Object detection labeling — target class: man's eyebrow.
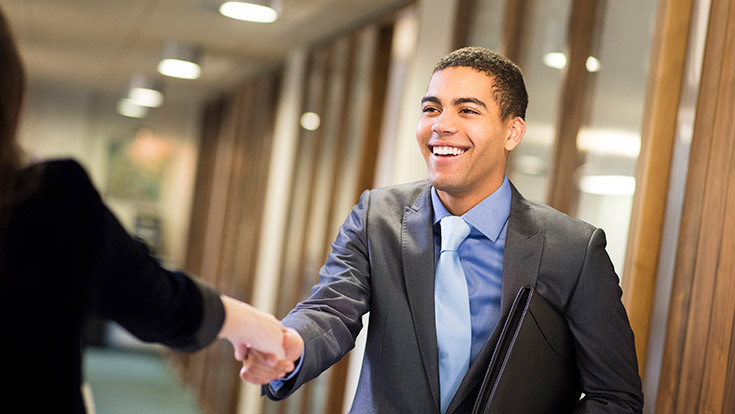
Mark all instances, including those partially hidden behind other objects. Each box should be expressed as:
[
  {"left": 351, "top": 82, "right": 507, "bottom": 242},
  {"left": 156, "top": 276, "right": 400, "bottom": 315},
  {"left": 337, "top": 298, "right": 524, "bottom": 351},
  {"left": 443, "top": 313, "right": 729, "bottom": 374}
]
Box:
[
  {"left": 421, "top": 96, "right": 440, "bottom": 105},
  {"left": 420, "top": 96, "right": 488, "bottom": 109},
  {"left": 453, "top": 97, "right": 487, "bottom": 109}
]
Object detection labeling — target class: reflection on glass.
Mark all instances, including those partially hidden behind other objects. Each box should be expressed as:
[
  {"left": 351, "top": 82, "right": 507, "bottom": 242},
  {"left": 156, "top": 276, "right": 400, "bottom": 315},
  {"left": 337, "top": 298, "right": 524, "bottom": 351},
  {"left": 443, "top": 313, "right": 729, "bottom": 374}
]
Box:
[
  {"left": 574, "top": 0, "right": 658, "bottom": 278},
  {"left": 507, "top": 0, "right": 572, "bottom": 203}
]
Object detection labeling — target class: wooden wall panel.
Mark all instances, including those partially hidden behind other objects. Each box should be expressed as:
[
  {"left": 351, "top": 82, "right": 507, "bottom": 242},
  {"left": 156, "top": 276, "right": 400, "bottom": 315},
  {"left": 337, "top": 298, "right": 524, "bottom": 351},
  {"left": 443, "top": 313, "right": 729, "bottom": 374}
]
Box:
[
  {"left": 355, "top": 23, "right": 393, "bottom": 195},
  {"left": 174, "top": 98, "right": 225, "bottom": 380},
  {"left": 620, "top": 0, "right": 695, "bottom": 378},
  {"left": 655, "top": 0, "right": 726, "bottom": 408},
  {"left": 177, "top": 70, "right": 281, "bottom": 414},
  {"left": 273, "top": 51, "right": 320, "bottom": 322},
  {"left": 186, "top": 94, "right": 240, "bottom": 408},
  {"left": 657, "top": 0, "right": 735, "bottom": 412},
  {"left": 725, "top": 311, "right": 735, "bottom": 412},
  {"left": 185, "top": 99, "right": 226, "bottom": 278},
  {"left": 197, "top": 87, "right": 247, "bottom": 414},
  {"left": 500, "top": 0, "right": 528, "bottom": 64},
  {"left": 291, "top": 47, "right": 333, "bottom": 312},
  {"left": 452, "top": 0, "right": 475, "bottom": 49}
]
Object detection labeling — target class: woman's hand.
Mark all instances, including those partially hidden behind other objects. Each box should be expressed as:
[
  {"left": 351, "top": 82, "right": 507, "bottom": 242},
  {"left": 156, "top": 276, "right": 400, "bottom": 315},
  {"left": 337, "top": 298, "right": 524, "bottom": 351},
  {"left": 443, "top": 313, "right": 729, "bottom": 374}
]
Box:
[{"left": 218, "top": 295, "right": 286, "bottom": 361}]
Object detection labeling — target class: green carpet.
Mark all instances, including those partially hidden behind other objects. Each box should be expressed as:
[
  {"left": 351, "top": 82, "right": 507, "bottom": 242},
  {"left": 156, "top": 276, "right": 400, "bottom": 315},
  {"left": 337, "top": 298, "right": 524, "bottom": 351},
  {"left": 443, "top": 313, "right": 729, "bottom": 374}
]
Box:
[{"left": 83, "top": 347, "right": 201, "bottom": 414}]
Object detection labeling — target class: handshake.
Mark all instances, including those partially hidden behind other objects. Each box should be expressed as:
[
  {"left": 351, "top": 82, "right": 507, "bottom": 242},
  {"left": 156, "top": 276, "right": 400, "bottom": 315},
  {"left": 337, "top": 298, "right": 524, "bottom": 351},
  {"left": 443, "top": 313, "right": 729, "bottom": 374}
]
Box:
[{"left": 217, "top": 296, "right": 305, "bottom": 385}]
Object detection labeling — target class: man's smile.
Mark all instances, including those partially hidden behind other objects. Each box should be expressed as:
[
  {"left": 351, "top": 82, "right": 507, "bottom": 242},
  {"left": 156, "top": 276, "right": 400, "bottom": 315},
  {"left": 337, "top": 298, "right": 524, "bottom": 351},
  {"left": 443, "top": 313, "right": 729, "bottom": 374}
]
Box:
[{"left": 431, "top": 145, "right": 468, "bottom": 157}]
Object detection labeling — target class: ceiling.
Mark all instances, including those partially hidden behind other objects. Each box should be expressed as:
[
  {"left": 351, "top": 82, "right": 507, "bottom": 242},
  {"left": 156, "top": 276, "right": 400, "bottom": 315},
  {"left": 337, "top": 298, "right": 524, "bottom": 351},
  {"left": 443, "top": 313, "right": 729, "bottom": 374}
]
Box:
[{"left": 0, "top": 0, "right": 411, "bottom": 102}]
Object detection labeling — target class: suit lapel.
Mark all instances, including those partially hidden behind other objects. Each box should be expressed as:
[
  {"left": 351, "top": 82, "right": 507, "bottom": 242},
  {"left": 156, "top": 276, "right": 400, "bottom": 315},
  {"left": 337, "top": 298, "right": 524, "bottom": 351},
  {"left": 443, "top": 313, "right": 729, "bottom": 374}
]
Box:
[
  {"left": 498, "top": 184, "right": 544, "bottom": 312},
  {"left": 448, "top": 183, "right": 545, "bottom": 413},
  {"left": 402, "top": 185, "right": 441, "bottom": 411}
]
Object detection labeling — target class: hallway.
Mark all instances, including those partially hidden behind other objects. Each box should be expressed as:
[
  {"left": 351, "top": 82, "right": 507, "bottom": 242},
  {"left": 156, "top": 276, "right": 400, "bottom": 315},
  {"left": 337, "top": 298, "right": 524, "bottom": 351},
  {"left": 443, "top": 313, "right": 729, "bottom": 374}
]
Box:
[{"left": 83, "top": 347, "right": 201, "bottom": 414}]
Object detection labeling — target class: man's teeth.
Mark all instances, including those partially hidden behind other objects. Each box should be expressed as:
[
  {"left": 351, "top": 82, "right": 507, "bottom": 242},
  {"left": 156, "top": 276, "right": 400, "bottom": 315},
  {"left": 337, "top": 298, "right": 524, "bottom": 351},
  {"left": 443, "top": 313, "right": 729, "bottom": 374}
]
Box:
[{"left": 432, "top": 146, "right": 466, "bottom": 156}]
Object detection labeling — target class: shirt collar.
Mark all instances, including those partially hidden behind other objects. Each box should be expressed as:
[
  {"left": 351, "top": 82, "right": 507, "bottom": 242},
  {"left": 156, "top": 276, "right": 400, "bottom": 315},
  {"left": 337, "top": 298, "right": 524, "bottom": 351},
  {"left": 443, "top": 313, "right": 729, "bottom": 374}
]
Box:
[{"left": 431, "top": 176, "right": 512, "bottom": 242}]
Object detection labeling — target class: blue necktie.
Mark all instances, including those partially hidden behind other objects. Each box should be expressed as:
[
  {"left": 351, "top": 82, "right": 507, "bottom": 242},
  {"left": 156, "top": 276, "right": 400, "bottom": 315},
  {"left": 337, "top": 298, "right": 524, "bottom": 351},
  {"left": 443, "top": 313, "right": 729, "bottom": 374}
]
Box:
[{"left": 434, "top": 215, "right": 472, "bottom": 413}]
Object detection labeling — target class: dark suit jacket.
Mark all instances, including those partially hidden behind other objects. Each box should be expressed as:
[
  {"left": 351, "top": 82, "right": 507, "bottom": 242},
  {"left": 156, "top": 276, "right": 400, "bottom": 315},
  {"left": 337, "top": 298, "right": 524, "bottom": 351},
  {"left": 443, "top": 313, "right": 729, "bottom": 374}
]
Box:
[{"left": 266, "top": 180, "right": 643, "bottom": 413}]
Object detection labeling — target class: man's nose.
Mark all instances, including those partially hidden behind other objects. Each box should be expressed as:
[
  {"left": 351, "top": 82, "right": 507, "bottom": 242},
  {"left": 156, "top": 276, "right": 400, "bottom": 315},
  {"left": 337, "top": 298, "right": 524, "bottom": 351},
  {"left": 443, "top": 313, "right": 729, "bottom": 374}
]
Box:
[{"left": 431, "top": 112, "right": 458, "bottom": 135}]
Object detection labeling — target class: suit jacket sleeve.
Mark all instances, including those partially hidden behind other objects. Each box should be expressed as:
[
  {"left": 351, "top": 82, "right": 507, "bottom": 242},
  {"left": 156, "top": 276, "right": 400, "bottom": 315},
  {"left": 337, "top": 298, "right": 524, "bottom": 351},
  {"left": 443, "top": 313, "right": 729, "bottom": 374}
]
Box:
[
  {"left": 567, "top": 228, "right": 643, "bottom": 413},
  {"left": 265, "top": 190, "right": 373, "bottom": 400}
]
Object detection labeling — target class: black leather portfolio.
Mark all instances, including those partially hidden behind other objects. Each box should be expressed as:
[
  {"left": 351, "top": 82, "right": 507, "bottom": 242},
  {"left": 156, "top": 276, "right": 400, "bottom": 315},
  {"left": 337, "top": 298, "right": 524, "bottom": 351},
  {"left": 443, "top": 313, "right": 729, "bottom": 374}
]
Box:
[{"left": 471, "top": 286, "right": 581, "bottom": 414}]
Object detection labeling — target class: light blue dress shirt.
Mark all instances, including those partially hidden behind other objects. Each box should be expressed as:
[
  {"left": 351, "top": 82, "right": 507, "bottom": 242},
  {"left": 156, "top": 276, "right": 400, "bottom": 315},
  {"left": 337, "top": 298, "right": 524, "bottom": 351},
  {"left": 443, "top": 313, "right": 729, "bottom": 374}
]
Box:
[{"left": 431, "top": 176, "right": 510, "bottom": 363}]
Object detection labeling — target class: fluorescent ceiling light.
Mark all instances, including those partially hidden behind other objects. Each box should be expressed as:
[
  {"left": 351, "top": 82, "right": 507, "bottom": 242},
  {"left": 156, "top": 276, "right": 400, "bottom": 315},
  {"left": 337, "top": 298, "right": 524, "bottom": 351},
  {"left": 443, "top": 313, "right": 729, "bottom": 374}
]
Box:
[
  {"left": 579, "top": 175, "right": 636, "bottom": 196},
  {"left": 300, "top": 112, "right": 321, "bottom": 131},
  {"left": 220, "top": 1, "right": 280, "bottom": 23},
  {"left": 543, "top": 52, "right": 567, "bottom": 69},
  {"left": 117, "top": 98, "right": 149, "bottom": 118}
]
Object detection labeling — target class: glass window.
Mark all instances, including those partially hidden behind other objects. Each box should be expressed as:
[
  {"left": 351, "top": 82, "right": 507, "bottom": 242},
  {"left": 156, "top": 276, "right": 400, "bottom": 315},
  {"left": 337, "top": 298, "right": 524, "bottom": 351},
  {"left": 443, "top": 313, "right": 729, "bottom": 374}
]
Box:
[{"left": 574, "top": 0, "right": 658, "bottom": 276}]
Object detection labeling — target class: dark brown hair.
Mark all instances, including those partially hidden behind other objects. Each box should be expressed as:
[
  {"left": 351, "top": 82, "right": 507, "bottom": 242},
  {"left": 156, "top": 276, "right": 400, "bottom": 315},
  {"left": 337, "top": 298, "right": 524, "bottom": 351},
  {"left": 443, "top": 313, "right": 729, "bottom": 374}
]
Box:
[
  {"left": 0, "top": 6, "right": 25, "bottom": 177},
  {"left": 434, "top": 46, "right": 528, "bottom": 121}
]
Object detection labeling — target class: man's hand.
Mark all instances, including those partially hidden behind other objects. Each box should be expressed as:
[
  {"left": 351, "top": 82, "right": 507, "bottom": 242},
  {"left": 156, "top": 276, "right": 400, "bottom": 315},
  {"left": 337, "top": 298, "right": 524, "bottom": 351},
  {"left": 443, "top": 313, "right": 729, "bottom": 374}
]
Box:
[{"left": 240, "top": 327, "right": 304, "bottom": 385}]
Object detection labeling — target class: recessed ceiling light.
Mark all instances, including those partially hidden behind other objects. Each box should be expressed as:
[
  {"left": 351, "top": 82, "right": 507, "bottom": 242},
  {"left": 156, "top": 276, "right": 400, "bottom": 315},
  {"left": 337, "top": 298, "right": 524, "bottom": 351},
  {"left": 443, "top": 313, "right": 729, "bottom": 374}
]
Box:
[
  {"left": 543, "top": 52, "right": 602, "bottom": 73},
  {"left": 543, "top": 52, "right": 567, "bottom": 69},
  {"left": 219, "top": 1, "right": 280, "bottom": 23},
  {"left": 127, "top": 75, "right": 164, "bottom": 107},
  {"left": 129, "top": 87, "right": 164, "bottom": 108},
  {"left": 586, "top": 56, "right": 601, "bottom": 72},
  {"left": 158, "top": 59, "right": 201, "bottom": 79},
  {"left": 300, "top": 112, "right": 320, "bottom": 131},
  {"left": 158, "top": 42, "right": 201, "bottom": 79}
]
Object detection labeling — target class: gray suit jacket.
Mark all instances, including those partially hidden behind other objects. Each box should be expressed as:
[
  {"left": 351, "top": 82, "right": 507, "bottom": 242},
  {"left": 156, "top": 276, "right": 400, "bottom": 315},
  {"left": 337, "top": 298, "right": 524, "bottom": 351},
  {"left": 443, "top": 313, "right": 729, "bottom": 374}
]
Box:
[{"left": 266, "top": 180, "right": 643, "bottom": 413}]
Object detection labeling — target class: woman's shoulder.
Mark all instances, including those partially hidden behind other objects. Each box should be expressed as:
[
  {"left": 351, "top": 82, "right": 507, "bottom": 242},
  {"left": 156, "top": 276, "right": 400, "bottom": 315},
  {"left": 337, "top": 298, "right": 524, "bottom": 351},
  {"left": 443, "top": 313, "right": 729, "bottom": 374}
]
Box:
[
  {"left": 33, "top": 157, "right": 94, "bottom": 187},
  {"left": 18, "top": 158, "right": 101, "bottom": 209},
  {"left": 31, "top": 158, "right": 89, "bottom": 180}
]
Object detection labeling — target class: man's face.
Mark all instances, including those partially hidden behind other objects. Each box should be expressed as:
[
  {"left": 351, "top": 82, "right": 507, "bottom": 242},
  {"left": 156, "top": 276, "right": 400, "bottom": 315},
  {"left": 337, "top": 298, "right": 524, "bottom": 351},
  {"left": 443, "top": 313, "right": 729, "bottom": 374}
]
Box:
[{"left": 416, "top": 66, "right": 524, "bottom": 204}]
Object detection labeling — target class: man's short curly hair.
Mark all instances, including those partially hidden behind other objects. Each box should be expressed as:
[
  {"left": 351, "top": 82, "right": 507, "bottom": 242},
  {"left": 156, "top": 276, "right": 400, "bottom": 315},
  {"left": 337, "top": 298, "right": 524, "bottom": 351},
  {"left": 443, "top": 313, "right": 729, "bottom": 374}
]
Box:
[{"left": 433, "top": 46, "right": 528, "bottom": 121}]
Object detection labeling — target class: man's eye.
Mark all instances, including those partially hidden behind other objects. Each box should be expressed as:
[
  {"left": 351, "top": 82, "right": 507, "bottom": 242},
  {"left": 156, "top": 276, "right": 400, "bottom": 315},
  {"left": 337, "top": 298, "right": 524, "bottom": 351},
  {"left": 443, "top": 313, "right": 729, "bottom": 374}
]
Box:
[
  {"left": 422, "top": 106, "right": 439, "bottom": 113},
  {"left": 460, "top": 108, "right": 478, "bottom": 114}
]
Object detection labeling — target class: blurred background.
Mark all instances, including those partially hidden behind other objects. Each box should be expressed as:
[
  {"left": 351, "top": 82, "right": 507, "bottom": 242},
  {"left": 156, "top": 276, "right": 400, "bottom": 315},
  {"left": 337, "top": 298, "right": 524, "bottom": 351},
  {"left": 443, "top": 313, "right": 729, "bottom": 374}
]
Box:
[{"left": 3, "top": 0, "right": 735, "bottom": 413}]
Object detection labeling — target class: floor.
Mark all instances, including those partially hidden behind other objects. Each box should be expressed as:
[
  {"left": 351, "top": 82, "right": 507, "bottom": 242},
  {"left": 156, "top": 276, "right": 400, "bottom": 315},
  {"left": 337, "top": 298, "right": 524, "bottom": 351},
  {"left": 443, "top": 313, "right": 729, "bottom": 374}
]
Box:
[{"left": 83, "top": 346, "right": 202, "bottom": 414}]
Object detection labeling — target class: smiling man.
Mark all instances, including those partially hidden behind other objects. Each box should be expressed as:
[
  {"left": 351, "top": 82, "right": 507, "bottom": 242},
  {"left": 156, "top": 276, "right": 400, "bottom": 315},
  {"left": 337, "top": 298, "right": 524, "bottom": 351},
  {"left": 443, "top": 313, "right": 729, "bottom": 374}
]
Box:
[{"left": 244, "top": 47, "right": 643, "bottom": 413}]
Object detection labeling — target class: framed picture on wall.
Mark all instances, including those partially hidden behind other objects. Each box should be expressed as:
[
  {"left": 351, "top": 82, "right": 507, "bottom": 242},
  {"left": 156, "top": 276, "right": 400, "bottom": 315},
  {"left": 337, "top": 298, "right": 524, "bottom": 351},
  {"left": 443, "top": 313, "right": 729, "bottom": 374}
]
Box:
[{"left": 106, "top": 128, "right": 171, "bottom": 202}]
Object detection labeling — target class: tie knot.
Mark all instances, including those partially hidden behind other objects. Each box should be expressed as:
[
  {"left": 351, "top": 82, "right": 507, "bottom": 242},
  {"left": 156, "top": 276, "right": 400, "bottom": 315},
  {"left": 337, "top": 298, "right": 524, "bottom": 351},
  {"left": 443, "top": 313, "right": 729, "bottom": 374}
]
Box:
[{"left": 440, "top": 216, "right": 470, "bottom": 252}]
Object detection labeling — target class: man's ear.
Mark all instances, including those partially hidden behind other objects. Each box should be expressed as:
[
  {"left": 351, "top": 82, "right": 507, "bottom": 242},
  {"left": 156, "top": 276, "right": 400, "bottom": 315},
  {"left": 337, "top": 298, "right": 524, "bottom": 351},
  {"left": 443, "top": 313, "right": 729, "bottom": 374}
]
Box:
[{"left": 504, "top": 116, "right": 526, "bottom": 152}]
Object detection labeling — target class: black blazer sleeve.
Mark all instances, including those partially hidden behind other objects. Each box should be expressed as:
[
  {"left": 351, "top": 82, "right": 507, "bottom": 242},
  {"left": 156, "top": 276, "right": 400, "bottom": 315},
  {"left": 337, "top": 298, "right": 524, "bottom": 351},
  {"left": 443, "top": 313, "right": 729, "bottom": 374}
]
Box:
[{"left": 61, "top": 160, "right": 224, "bottom": 351}]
